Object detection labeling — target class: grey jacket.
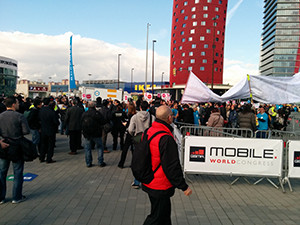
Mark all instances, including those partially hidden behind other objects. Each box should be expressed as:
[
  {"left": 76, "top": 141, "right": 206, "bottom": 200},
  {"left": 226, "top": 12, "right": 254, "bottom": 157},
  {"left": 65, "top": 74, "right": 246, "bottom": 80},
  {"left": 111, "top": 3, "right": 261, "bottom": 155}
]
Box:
[
  {"left": 128, "top": 111, "right": 155, "bottom": 136},
  {"left": 0, "top": 110, "right": 30, "bottom": 139}
]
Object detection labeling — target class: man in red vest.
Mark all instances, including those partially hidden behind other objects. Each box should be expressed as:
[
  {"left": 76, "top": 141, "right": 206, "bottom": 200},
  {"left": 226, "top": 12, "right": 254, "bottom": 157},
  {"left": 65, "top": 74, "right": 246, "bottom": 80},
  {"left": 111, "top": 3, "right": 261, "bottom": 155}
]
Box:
[{"left": 142, "top": 105, "right": 192, "bottom": 225}]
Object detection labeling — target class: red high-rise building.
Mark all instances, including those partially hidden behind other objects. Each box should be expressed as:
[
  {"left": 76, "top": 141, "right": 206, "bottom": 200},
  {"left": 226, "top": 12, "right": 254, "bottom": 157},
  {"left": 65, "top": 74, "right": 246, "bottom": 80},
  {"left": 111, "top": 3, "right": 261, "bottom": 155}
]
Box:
[{"left": 170, "top": 0, "right": 228, "bottom": 87}]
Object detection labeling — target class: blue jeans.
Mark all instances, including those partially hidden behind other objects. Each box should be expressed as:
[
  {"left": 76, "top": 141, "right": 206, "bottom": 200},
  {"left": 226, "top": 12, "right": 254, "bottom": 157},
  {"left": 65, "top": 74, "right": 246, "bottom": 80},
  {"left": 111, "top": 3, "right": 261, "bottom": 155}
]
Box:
[
  {"left": 84, "top": 137, "right": 104, "bottom": 166},
  {"left": 30, "top": 129, "right": 40, "bottom": 145},
  {"left": 0, "top": 158, "right": 24, "bottom": 201}
]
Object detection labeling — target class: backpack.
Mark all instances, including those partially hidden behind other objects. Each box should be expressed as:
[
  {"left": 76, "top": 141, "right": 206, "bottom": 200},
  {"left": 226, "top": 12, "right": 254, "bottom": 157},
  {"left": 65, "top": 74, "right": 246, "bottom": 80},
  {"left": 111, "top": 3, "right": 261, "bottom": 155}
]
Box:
[
  {"left": 131, "top": 128, "right": 168, "bottom": 184},
  {"left": 82, "top": 115, "right": 96, "bottom": 139}
]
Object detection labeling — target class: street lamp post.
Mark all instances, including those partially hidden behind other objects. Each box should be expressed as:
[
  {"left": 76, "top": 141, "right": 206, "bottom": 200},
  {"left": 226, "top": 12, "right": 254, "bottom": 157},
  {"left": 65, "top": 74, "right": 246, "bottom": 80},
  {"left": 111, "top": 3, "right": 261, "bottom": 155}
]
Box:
[
  {"left": 211, "top": 17, "right": 217, "bottom": 90},
  {"left": 88, "top": 73, "right": 92, "bottom": 87},
  {"left": 117, "top": 54, "right": 121, "bottom": 89},
  {"left": 152, "top": 40, "right": 156, "bottom": 96},
  {"left": 145, "top": 23, "right": 151, "bottom": 93},
  {"left": 131, "top": 68, "right": 134, "bottom": 93}
]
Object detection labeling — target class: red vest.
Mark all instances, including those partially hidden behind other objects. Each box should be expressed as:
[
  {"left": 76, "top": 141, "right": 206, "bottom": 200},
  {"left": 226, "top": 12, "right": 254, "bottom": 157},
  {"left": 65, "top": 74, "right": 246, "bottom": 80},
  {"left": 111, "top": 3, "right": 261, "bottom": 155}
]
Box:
[{"left": 143, "top": 121, "right": 174, "bottom": 190}]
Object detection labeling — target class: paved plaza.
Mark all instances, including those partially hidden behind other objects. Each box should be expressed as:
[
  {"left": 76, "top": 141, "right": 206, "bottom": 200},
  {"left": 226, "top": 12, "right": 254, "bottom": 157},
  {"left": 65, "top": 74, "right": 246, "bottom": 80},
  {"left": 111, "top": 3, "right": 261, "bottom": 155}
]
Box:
[{"left": 1, "top": 134, "right": 300, "bottom": 225}]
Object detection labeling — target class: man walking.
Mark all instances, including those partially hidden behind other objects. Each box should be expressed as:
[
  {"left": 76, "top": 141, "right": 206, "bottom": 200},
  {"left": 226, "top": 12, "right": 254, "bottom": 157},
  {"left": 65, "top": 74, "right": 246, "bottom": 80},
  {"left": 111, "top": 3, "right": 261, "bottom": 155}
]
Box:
[
  {"left": 142, "top": 105, "right": 192, "bottom": 225},
  {"left": 65, "top": 99, "right": 84, "bottom": 155},
  {"left": 81, "top": 101, "right": 106, "bottom": 167},
  {"left": 0, "top": 96, "right": 30, "bottom": 204}
]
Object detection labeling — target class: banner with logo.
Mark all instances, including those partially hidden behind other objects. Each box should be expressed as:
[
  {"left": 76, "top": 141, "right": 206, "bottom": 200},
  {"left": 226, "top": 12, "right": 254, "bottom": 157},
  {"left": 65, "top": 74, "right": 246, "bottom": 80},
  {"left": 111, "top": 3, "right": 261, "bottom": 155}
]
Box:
[
  {"left": 288, "top": 141, "right": 300, "bottom": 178},
  {"left": 184, "top": 136, "right": 283, "bottom": 177}
]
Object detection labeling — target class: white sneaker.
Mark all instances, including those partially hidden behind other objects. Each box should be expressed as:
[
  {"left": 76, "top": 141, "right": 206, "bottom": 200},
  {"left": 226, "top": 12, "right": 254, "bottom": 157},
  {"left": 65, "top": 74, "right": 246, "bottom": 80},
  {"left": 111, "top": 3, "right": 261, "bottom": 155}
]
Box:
[{"left": 12, "top": 195, "right": 26, "bottom": 204}]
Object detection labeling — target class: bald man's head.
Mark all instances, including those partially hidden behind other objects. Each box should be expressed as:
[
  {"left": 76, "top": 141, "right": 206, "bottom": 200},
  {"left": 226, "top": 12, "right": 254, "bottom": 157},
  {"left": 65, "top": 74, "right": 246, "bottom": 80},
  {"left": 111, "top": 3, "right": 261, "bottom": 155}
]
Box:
[
  {"left": 88, "top": 101, "right": 96, "bottom": 108},
  {"left": 156, "top": 105, "right": 172, "bottom": 124}
]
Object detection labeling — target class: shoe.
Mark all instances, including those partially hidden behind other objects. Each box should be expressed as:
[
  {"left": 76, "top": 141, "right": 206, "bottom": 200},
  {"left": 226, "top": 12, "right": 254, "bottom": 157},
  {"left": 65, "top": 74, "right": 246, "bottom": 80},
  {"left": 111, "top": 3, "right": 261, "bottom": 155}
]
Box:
[
  {"left": 118, "top": 165, "right": 124, "bottom": 169},
  {"left": 39, "top": 159, "right": 45, "bottom": 163},
  {"left": 87, "top": 164, "right": 93, "bottom": 168},
  {"left": 0, "top": 199, "right": 5, "bottom": 204},
  {"left": 99, "top": 162, "right": 106, "bottom": 167},
  {"left": 12, "top": 196, "right": 26, "bottom": 204},
  {"left": 46, "top": 160, "right": 56, "bottom": 164},
  {"left": 103, "top": 150, "right": 110, "bottom": 153},
  {"left": 131, "top": 182, "right": 140, "bottom": 189},
  {"left": 68, "top": 152, "right": 77, "bottom": 155}
]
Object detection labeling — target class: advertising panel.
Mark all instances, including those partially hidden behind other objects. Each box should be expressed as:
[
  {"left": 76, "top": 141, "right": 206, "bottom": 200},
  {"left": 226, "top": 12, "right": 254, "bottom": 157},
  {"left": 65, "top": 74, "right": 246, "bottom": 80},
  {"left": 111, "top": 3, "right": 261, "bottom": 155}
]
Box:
[
  {"left": 184, "top": 136, "right": 283, "bottom": 177},
  {"left": 288, "top": 141, "right": 300, "bottom": 178}
]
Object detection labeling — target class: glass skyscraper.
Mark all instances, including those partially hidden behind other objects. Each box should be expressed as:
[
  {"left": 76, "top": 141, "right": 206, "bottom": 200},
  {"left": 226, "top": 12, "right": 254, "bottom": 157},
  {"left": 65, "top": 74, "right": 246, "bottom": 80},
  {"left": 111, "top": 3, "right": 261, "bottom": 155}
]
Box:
[
  {"left": 260, "top": 0, "right": 300, "bottom": 76},
  {"left": 0, "top": 56, "right": 18, "bottom": 96}
]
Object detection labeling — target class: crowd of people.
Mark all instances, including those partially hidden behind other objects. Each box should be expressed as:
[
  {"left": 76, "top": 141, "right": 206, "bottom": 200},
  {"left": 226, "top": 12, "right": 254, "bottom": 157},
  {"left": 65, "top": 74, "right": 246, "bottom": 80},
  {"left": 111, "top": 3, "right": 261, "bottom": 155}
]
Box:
[{"left": 0, "top": 93, "right": 298, "bottom": 223}]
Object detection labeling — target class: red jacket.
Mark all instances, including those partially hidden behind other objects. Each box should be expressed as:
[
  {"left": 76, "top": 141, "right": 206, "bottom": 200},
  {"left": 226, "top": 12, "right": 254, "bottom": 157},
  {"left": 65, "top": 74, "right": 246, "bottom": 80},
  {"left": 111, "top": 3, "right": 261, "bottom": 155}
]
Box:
[{"left": 142, "top": 119, "right": 188, "bottom": 197}]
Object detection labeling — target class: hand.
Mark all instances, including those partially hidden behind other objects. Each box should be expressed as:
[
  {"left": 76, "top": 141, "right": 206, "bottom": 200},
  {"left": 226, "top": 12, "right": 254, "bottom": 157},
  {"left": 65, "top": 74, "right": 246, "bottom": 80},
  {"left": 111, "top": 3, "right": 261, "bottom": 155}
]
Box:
[
  {"left": 184, "top": 187, "right": 192, "bottom": 196},
  {"left": 0, "top": 140, "right": 9, "bottom": 149}
]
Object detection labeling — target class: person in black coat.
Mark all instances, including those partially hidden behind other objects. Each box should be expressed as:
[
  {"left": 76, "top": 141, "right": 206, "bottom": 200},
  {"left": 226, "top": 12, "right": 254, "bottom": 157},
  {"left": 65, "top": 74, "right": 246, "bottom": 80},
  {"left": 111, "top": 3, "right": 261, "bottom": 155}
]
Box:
[
  {"left": 65, "top": 99, "right": 84, "bottom": 155},
  {"left": 111, "top": 103, "right": 127, "bottom": 150},
  {"left": 39, "top": 98, "right": 59, "bottom": 163},
  {"left": 81, "top": 101, "right": 106, "bottom": 167},
  {"left": 179, "top": 104, "right": 194, "bottom": 124}
]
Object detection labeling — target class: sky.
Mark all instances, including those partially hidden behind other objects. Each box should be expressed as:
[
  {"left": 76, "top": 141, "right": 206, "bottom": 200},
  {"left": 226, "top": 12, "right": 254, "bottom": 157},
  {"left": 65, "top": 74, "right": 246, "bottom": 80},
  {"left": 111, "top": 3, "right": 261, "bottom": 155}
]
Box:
[{"left": 0, "top": 0, "right": 264, "bottom": 86}]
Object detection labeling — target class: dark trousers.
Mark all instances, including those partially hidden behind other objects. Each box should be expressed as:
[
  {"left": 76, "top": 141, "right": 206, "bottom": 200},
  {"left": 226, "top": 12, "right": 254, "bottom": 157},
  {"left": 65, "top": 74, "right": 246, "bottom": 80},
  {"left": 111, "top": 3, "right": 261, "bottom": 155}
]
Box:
[
  {"left": 40, "top": 133, "right": 56, "bottom": 162},
  {"left": 112, "top": 131, "right": 124, "bottom": 150},
  {"left": 143, "top": 194, "right": 172, "bottom": 225},
  {"left": 69, "top": 130, "right": 82, "bottom": 152},
  {"left": 118, "top": 133, "right": 133, "bottom": 167}
]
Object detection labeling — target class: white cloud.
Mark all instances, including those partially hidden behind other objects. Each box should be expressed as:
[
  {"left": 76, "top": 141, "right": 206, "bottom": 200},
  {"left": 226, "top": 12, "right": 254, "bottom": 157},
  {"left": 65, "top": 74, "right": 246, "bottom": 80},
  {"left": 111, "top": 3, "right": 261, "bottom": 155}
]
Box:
[
  {"left": 0, "top": 31, "right": 170, "bottom": 84},
  {"left": 223, "top": 58, "right": 259, "bottom": 85}
]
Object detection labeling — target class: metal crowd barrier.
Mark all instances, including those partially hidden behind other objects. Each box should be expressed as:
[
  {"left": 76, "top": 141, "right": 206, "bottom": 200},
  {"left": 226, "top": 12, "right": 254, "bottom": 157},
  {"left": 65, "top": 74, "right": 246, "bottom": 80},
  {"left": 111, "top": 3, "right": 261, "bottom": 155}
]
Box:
[{"left": 178, "top": 125, "right": 300, "bottom": 192}]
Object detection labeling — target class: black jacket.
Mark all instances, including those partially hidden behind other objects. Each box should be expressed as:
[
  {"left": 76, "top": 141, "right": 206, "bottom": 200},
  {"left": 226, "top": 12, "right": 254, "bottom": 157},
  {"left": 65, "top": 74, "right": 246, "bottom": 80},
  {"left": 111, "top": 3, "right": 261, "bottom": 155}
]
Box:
[
  {"left": 39, "top": 106, "right": 59, "bottom": 136},
  {"left": 27, "top": 107, "right": 41, "bottom": 130},
  {"left": 65, "top": 105, "right": 84, "bottom": 131},
  {"left": 81, "top": 108, "right": 105, "bottom": 139}
]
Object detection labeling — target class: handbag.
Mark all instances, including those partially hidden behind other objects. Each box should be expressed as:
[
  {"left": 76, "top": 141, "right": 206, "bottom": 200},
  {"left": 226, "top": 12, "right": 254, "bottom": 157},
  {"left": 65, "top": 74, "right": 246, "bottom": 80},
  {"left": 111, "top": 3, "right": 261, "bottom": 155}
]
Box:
[{"left": 20, "top": 137, "right": 38, "bottom": 162}]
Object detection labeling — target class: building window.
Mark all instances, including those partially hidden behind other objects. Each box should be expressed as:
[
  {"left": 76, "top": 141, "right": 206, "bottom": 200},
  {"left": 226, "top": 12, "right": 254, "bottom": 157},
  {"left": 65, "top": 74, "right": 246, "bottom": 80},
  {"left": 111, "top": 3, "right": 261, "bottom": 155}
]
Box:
[
  {"left": 173, "top": 61, "right": 176, "bottom": 65},
  {"left": 192, "top": 44, "right": 196, "bottom": 49},
  {"left": 206, "top": 29, "right": 211, "bottom": 33},
  {"left": 193, "top": 21, "right": 197, "bottom": 26},
  {"left": 208, "top": 0, "right": 212, "bottom": 2},
  {"left": 203, "top": 59, "right": 207, "bottom": 63},
  {"left": 179, "top": 46, "right": 183, "bottom": 50},
  {"left": 189, "top": 52, "right": 193, "bottom": 56},
  {"left": 215, "top": 7, "right": 219, "bottom": 12},
  {"left": 204, "top": 44, "right": 208, "bottom": 48},
  {"left": 181, "top": 31, "right": 184, "bottom": 35},
  {"left": 217, "top": 30, "right": 220, "bottom": 35},
  {"left": 200, "top": 67, "right": 205, "bottom": 71},
  {"left": 184, "top": 1, "right": 188, "bottom": 6},
  {"left": 191, "top": 7, "right": 196, "bottom": 12},
  {"left": 192, "top": 14, "right": 196, "bottom": 19},
  {"left": 172, "top": 54, "right": 174, "bottom": 58},
  {"left": 188, "top": 66, "right": 193, "bottom": 71},
  {"left": 181, "top": 60, "right": 184, "bottom": 64},
  {"left": 173, "top": 47, "right": 176, "bottom": 51},
  {"left": 181, "top": 9, "right": 185, "bottom": 13},
  {"left": 201, "top": 51, "right": 206, "bottom": 56},
  {"left": 188, "top": 37, "right": 193, "bottom": 41},
  {"left": 219, "top": 0, "right": 222, "bottom": 3},
  {"left": 200, "top": 36, "right": 205, "bottom": 41},
  {"left": 195, "top": 0, "right": 199, "bottom": 3},
  {"left": 184, "top": 16, "right": 188, "bottom": 20},
  {"left": 191, "top": 59, "right": 195, "bottom": 63},
  {"left": 190, "top": 29, "right": 195, "bottom": 34},
  {"left": 203, "top": 6, "right": 208, "bottom": 10},
  {"left": 182, "top": 52, "right": 185, "bottom": 57},
  {"left": 175, "top": 18, "right": 178, "bottom": 22},
  {"left": 201, "top": 21, "right": 206, "bottom": 26},
  {"left": 182, "top": 24, "right": 186, "bottom": 28},
  {"left": 182, "top": 38, "right": 186, "bottom": 42},
  {"left": 175, "top": 4, "right": 178, "bottom": 8},
  {"left": 174, "top": 26, "right": 177, "bottom": 30},
  {"left": 173, "top": 40, "right": 176, "bottom": 44},
  {"left": 203, "top": 14, "right": 208, "bottom": 18}
]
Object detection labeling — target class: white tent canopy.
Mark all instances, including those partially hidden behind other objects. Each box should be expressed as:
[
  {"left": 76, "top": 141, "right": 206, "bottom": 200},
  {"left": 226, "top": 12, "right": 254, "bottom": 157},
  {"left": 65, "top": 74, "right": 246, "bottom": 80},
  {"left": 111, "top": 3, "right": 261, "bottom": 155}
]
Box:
[{"left": 181, "top": 71, "right": 300, "bottom": 104}]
